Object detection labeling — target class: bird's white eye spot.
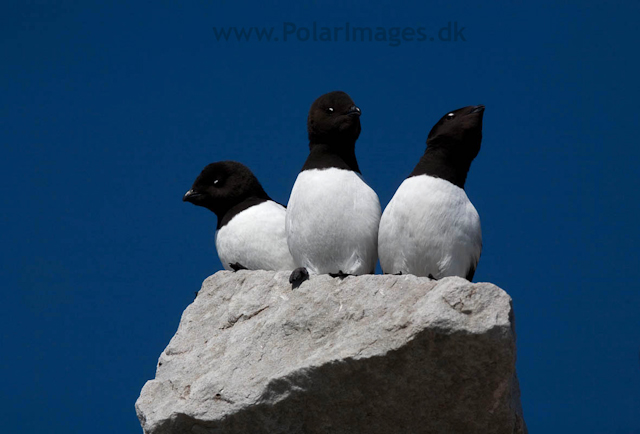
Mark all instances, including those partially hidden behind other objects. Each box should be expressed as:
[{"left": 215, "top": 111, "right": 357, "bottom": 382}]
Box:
[
  {"left": 213, "top": 179, "right": 219, "bottom": 185},
  {"left": 447, "top": 113, "right": 455, "bottom": 118},
  {"left": 328, "top": 107, "right": 334, "bottom": 112}
]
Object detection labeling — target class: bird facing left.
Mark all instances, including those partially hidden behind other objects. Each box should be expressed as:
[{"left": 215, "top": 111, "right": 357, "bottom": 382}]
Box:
[{"left": 183, "top": 161, "right": 296, "bottom": 272}]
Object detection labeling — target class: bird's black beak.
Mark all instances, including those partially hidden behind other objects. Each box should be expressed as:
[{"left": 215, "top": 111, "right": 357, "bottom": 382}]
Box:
[
  {"left": 470, "top": 105, "right": 485, "bottom": 114},
  {"left": 183, "top": 189, "right": 203, "bottom": 203},
  {"left": 347, "top": 105, "right": 361, "bottom": 116}
]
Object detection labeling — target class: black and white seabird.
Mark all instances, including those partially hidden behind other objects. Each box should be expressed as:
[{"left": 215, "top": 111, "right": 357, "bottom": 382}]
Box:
[
  {"left": 378, "top": 105, "right": 485, "bottom": 280},
  {"left": 183, "top": 161, "right": 296, "bottom": 271},
  {"left": 286, "top": 91, "right": 381, "bottom": 280}
]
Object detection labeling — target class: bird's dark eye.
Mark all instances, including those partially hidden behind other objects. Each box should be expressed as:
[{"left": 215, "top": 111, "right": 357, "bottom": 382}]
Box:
[{"left": 327, "top": 107, "right": 334, "bottom": 114}]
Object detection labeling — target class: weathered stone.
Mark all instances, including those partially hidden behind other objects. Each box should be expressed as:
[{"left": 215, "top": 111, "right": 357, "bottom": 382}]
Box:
[{"left": 136, "top": 271, "right": 526, "bottom": 434}]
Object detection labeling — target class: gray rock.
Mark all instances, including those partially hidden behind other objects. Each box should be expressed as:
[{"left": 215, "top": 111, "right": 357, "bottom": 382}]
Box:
[{"left": 136, "top": 271, "right": 527, "bottom": 434}]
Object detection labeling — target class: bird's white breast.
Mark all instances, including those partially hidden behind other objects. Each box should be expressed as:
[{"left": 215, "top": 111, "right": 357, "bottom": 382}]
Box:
[
  {"left": 378, "top": 175, "right": 481, "bottom": 278},
  {"left": 215, "top": 200, "right": 296, "bottom": 271},
  {"left": 286, "top": 168, "right": 381, "bottom": 275}
]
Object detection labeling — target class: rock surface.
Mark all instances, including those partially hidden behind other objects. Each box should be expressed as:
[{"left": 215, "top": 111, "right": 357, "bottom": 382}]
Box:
[{"left": 136, "top": 271, "right": 527, "bottom": 434}]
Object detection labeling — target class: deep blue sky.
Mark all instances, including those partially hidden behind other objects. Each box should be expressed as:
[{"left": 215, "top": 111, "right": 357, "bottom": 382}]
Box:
[{"left": 2, "top": 1, "right": 639, "bottom": 432}]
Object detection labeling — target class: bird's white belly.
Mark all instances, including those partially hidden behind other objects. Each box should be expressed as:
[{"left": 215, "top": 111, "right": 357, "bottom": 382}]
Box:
[
  {"left": 286, "top": 168, "right": 381, "bottom": 275},
  {"left": 378, "top": 175, "right": 481, "bottom": 278},
  {"left": 215, "top": 201, "right": 296, "bottom": 271}
]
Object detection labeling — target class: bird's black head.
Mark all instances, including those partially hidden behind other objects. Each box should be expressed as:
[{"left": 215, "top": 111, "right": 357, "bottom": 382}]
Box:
[
  {"left": 426, "top": 105, "right": 484, "bottom": 162},
  {"left": 183, "top": 161, "right": 269, "bottom": 218},
  {"left": 307, "top": 91, "right": 361, "bottom": 145}
]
